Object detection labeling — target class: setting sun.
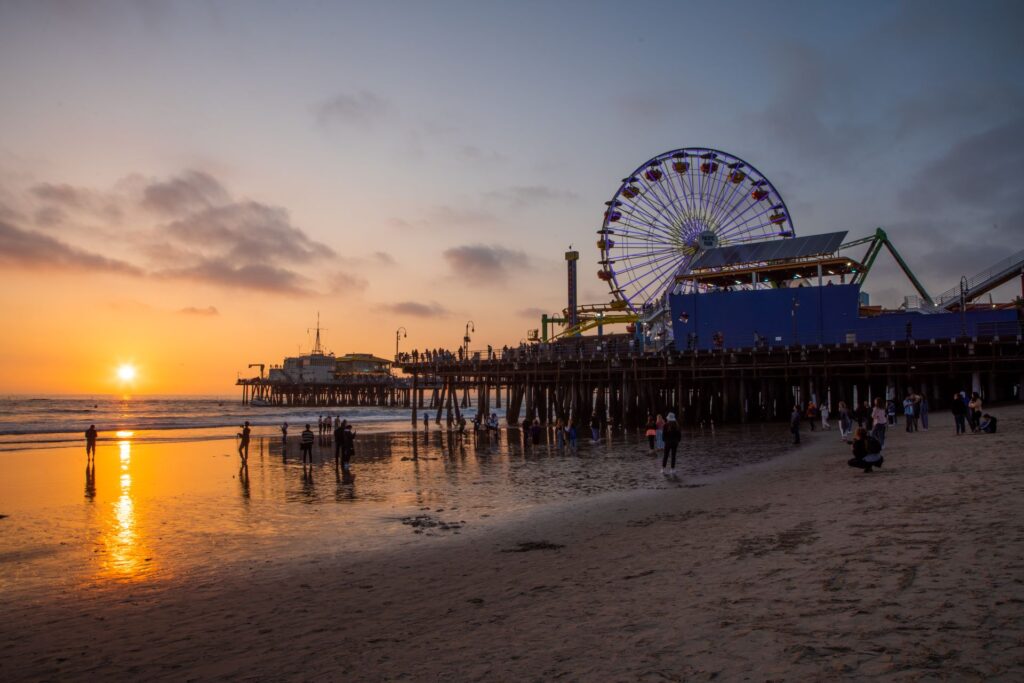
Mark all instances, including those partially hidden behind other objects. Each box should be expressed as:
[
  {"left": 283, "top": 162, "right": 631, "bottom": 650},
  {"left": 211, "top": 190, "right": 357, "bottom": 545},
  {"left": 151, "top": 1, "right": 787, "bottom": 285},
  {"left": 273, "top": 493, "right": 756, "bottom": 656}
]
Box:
[{"left": 117, "top": 364, "right": 136, "bottom": 382}]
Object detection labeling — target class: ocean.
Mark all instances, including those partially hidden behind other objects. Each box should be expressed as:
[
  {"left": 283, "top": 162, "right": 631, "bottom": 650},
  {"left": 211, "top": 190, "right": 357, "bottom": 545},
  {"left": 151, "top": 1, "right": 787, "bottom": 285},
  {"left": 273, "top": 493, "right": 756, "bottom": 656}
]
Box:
[{"left": 0, "top": 395, "right": 437, "bottom": 451}]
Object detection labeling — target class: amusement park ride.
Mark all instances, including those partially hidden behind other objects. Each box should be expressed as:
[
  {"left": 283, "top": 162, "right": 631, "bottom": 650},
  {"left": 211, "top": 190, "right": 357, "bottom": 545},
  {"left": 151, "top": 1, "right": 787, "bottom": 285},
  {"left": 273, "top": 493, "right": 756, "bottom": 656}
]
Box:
[{"left": 538, "top": 147, "right": 1024, "bottom": 343}]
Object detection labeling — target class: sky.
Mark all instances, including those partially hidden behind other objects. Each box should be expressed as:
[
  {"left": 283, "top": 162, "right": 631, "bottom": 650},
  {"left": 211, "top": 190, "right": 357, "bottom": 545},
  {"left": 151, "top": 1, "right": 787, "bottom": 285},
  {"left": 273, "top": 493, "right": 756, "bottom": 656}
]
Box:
[{"left": 1, "top": 0, "right": 1022, "bottom": 394}]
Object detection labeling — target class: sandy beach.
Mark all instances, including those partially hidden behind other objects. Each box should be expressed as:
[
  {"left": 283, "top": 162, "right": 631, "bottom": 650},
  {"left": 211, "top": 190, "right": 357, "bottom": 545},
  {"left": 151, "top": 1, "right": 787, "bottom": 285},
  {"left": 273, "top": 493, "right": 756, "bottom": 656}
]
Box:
[{"left": 2, "top": 406, "right": 1022, "bottom": 681}]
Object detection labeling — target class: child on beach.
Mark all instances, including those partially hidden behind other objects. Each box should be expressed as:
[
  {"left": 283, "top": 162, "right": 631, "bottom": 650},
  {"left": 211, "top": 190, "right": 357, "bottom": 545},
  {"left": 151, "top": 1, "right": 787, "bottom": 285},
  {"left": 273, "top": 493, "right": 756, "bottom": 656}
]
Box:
[{"left": 644, "top": 415, "right": 657, "bottom": 452}]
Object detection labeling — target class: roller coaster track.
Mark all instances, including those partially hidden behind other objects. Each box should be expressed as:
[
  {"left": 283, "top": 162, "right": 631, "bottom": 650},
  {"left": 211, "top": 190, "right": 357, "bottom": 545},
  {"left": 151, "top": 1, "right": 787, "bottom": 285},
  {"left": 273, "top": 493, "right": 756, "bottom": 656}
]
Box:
[{"left": 931, "top": 246, "right": 1024, "bottom": 311}]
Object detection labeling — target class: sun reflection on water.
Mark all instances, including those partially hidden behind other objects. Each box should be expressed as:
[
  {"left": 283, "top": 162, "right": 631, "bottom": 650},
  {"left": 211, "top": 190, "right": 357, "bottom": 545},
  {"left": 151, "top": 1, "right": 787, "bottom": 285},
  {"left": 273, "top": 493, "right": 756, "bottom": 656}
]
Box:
[{"left": 98, "top": 434, "right": 152, "bottom": 582}]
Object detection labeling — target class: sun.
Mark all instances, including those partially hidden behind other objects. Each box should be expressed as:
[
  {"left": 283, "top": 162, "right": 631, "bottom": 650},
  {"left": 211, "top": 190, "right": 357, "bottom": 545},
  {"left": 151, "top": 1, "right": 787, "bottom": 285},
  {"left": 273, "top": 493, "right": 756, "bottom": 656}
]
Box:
[{"left": 117, "top": 364, "right": 137, "bottom": 382}]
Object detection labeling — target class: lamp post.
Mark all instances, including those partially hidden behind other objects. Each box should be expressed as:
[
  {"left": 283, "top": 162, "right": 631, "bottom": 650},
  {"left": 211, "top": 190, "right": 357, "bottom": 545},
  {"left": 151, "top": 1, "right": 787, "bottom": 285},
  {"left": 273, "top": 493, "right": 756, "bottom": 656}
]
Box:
[
  {"left": 395, "top": 326, "right": 407, "bottom": 360},
  {"left": 463, "top": 321, "right": 475, "bottom": 359}
]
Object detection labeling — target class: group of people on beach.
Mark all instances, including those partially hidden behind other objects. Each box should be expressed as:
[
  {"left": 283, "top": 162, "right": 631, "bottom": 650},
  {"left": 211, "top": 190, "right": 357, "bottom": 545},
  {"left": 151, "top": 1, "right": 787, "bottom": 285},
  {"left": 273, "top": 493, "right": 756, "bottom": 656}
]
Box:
[
  {"left": 784, "top": 388, "right": 1001, "bottom": 475},
  {"left": 279, "top": 418, "right": 356, "bottom": 468}
]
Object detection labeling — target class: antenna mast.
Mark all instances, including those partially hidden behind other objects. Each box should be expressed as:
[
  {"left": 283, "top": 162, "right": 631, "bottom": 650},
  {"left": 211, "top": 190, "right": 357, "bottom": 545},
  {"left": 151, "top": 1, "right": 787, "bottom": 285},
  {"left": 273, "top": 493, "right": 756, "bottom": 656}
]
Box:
[{"left": 308, "top": 312, "right": 328, "bottom": 354}]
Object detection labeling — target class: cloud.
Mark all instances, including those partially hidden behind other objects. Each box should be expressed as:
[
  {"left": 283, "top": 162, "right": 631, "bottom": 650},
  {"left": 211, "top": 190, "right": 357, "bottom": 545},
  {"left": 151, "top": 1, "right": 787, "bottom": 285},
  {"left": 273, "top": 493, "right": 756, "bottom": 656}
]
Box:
[
  {"left": 158, "top": 259, "right": 311, "bottom": 295},
  {"left": 178, "top": 305, "right": 219, "bottom": 316},
  {"left": 314, "top": 90, "right": 390, "bottom": 128},
  {"left": 383, "top": 301, "right": 450, "bottom": 317},
  {"left": 163, "top": 200, "right": 334, "bottom": 264},
  {"left": 371, "top": 251, "right": 395, "bottom": 265},
  {"left": 29, "top": 182, "right": 123, "bottom": 223},
  {"left": 455, "top": 144, "right": 507, "bottom": 164},
  {"left": 900, "top": 117, "right": 1024, "bottom": 213},
  {"left": 142, "top": 170, "right": 229, "bottom": 215},
  {"left": 442, "top": 244, "right": 529, "bottom": 284},
  {"left": 388, "top": 205, "right": 499, "bottom": 232},
  {"left": 485, "top": 185, "right": 578, "bottom": 206},
  {"left": 328, "top": 271, "right": 369, "bottom": 294},
  {"left": 0, "top": 220, "right": 143, "bottom": 274}
]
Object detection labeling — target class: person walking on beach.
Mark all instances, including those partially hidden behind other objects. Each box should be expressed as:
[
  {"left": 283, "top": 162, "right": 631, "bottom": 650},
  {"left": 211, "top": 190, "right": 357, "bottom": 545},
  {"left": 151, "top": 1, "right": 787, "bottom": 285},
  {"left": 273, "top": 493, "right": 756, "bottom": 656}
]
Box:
[
  {"left": 423, "top": 413, "right": 429, "bottom": 429},
  {"left": 790, "top": 405, "right": 801, "bottom": 444},
  {"left": 968, "top": 392, "right": 983, "bottom": 432},
  {"left": 300, "top": 423, "right": 315, "bottom": 464},
  {"left": 333, "top": 419, "right": 345, "bottom": 465},
  {"left": 281, "top": 422, "right": 288, "bottom": 441},
  {"left": 837, "top": 401, "right": 851, "bottom": 439},
  {"left": 655, "top": 413, "right": 665, "bottom": 449},
  {"left": 871, "top": 397, "right": 887, "bottom": 447},
  {"left": 920, "top": 395, "right": 929, "bottom": 430},
  {"left": 340, "top": 422, "right": 356, "bottom": 469},
  {"left": 805, "top": 401, "right": 817, "bottom": 431},
  {"left": 820, "top": 402, "right": 831, "bottom": 430},
  {"left": 903, "top": 394, "right": 916, "bottom": 432},
  {"left": 567, "top": 419, "right": 578, "bottom": 449},
  {"left": 555, "top": 418, "right": 566, "bottom": 449},
  {"left": 951, "top": 393, "right": 967, "bottom": 435},
  {"left": 644, "top": 415, "right": 657, "bottom": 452},
  {"left": 84, "top": 424, "right": 98, "bottom": 459},
  {"left": 662, "top": 412, "right": 681, "bottom": 474},
  {"left": 590, "top": 413, "right": 601, "bottom": 443},
  {"left": 238, "top": 421, "right": 251, "bottom": 464}
]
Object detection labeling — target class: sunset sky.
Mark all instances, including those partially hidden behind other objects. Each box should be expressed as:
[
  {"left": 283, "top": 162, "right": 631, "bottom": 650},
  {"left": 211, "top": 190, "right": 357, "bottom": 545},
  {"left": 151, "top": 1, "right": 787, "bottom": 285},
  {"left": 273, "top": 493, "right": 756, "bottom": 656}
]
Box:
[{"left": 1, "top": 0, "right": 1022, "bottom": 395}]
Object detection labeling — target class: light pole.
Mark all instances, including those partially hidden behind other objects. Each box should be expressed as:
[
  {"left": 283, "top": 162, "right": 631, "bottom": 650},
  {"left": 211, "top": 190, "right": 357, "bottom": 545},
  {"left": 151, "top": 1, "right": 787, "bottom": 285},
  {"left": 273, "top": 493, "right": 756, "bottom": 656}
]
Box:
[
  {"left": 395, "top": 326, "right": 407, "bottom": 360},
  {"left": 463, "top": 320, "right": 475, "bottom": 358}
]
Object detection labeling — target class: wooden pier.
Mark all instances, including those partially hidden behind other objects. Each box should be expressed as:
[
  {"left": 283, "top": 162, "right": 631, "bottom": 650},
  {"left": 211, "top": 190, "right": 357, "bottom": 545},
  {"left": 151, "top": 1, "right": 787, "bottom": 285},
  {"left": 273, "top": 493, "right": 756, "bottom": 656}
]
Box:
[
  {"left": 236, "top": 375, "right": 441, "bottom": 407},
  {"left": 396, "top": 332, "right": 1024, "bottom": 428}
]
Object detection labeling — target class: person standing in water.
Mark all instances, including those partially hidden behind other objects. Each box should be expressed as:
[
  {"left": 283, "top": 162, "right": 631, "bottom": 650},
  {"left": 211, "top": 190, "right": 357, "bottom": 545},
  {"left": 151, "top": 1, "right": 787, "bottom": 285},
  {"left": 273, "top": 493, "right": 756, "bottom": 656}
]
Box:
[
  {"left": 281, "top": 422, "right": 288, "bottom": 441},
  {"left": 300, "top": 423, "right": 315, "bottom": 464},
  {"left": 333, "top": 419, "right": 345, "bottom": 465},
  {"left": 790, "top": 405, "right": 801, "bottom": 444},
  {"left": 340, "top": 422, "right": 356, "bottom": 469},
  {"left": 84, "top": 424, "right": 98, "bottom": 459},
  {"left": 238, "top": 421, "right": 251, "bottom": 464},
  {"left": 661, "top": 413, "right": 681, "bottom": 475}
]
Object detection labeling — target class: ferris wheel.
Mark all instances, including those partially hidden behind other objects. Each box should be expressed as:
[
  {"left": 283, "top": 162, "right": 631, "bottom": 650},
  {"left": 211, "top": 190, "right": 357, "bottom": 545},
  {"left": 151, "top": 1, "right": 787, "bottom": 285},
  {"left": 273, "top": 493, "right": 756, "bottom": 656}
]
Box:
[{"left": 597, "top": 147, "right": 796, "bottom": 312}]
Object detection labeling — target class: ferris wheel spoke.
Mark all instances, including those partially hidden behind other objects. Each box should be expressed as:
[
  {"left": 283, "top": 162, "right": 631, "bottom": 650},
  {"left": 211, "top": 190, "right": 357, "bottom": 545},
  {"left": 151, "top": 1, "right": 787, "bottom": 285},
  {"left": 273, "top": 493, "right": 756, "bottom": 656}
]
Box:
[
  {"left": 707, "top": 169, "right": 750, "bottom": 229},
  {"left": 628, "top": 255, "right": 690, "bottom": 305},
  {"left": 613, "top": 217, "right": 680, "bottom": 244},
  {"left": 612, "top": 249, "right": 686, "bottom": 278}
]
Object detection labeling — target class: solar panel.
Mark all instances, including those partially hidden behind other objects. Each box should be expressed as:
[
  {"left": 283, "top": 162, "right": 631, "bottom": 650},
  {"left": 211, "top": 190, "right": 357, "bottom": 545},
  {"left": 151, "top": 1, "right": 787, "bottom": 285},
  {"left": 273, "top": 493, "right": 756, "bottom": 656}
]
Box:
[{"left": 690, "top": 231, "right": 847, "bottom": 270}]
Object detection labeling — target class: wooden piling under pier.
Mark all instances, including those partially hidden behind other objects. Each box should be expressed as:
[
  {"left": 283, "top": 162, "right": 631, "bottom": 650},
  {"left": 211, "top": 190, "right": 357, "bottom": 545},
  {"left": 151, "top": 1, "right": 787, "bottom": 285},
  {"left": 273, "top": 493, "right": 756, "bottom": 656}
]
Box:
[
  {"left": 235, "top": 376, "right": 441, "bottom": 407},
  {"left": 397, "top": 335, "right": 1024, "bottom": 428}
]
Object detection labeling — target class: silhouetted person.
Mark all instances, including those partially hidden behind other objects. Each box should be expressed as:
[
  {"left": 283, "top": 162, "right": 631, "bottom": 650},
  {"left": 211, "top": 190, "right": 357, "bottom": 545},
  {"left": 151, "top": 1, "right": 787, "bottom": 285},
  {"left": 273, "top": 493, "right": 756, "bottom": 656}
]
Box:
[
  {"left": 300, "top": 423, "right": 315, "bottom": 464},
  {"left": 790, "top": 405, "right": 801, "bottom": 444},
  {"left": 951, "top": 393, "right": 967, "bottom": 435},
  {"left": 238, "top": 421, "right": 251, "bottom": 464},
  {"left": 662, "top": 412, "right": 681, "bottom": 474},
  {"left": 341, "top": 422, "right": 356, "bottom": 469},
  {"left": 85, "top": 424, "right": 98, "bottom": 459}
]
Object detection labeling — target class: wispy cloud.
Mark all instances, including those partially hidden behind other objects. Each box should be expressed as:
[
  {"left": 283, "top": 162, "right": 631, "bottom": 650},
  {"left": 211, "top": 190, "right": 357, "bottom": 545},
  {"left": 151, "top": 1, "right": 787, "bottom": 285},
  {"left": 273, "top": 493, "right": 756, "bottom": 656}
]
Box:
[
  {"left": 0, "top": 220, "right": 143, "bottom": 274},
  {"left": 485, "top": 185, "right": 578, "bottom": 206},
  {"left": 178, "top": 305, "right": 219, "bottom": 316},
  {"left": 158, "top": 259, "right": 312, "bottom": 295},
  {"left": 442, "top": 244, "right": 529, "bottom": 284},
  {"left": 314, "top": 90, "right": 390, "bottom": 128},
  {"left": 383, "top": 301, "right": 450, "bottom": 317}
]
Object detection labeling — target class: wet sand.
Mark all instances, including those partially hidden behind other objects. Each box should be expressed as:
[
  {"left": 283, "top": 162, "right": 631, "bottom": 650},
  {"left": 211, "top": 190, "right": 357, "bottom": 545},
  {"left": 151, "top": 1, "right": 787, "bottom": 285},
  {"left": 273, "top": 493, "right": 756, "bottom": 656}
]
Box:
[{"left": 2, "top": 406, "right": 1023, "bottom": 680}]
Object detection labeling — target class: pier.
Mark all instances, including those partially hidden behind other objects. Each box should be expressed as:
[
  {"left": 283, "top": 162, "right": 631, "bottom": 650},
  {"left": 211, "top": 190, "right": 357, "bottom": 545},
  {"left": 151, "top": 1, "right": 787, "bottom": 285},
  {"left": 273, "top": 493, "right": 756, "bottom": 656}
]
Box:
[{"left": 397, "top": 332, "right": 1024, "bottom": 428}]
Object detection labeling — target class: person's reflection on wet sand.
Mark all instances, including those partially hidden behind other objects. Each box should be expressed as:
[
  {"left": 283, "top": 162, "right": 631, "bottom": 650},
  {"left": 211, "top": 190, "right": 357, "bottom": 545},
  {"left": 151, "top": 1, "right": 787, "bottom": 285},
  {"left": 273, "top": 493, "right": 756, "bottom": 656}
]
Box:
[
  {"left": 300, "top": 462, "right": 316, "bottom": 500},
  {"left": 239, "top": 463, "right": 251, "bottom": 500},
  {"left": 84, "top": 460, "right": 96, "bottom": 502},
  {"left": 334, "top": 462, "right": 356, "bottom": 500}
]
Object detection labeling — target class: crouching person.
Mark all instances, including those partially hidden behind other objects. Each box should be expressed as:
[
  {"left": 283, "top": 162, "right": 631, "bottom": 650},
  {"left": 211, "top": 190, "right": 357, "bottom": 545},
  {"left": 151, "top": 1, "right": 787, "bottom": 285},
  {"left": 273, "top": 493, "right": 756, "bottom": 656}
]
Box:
[{"left": 848, "top": 427, "right": 884, "bottom": 473}]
